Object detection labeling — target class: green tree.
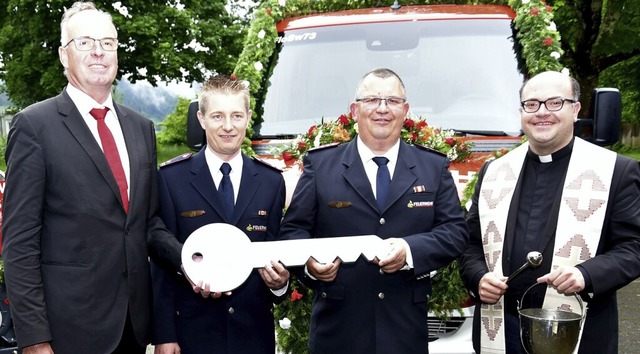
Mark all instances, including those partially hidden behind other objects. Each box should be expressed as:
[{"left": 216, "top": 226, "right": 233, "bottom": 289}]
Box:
[
  {"left": 157, "top": 97, "right": 190, "bottom": 146},
  {"left": 550, "top": 0, "right": 640, "bottom": 125},
  {"left": 0, "top": 0, "right": 248, "bottom": 108}
]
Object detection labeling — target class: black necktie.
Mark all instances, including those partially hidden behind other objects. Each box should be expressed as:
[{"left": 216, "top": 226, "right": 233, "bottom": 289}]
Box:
[
  {"left": 219, "top": 163, "right": 234, "bottom": 220},
  {"left": 373, "top": 157, "right": 390, "bottom": 209}
]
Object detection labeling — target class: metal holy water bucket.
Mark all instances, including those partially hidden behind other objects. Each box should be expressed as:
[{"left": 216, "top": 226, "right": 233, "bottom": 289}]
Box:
[{"left": 518, "top": 283, "right": 585, "bottom": 354}]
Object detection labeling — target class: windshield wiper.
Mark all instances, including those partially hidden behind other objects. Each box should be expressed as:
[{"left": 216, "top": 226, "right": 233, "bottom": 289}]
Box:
[{"left": 454, "top": 129, "right": 513, "bottom": 137}]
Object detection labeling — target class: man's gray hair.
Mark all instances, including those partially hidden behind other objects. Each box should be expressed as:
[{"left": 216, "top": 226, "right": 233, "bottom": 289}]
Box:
[{"left": 60, "top": 1, "right": 116, "bottom": 46}]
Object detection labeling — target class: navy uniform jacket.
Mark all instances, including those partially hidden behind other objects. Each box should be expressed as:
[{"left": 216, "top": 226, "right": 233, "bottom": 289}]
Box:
[
  {"left": 151, "top": 148, "right": 286, "bottom": 354},
  {"left": 279, "top": 139, "right": 469, "bottom": 354},
  {"left": 460, "top": 152, "right": 640, "bottom": 354}
]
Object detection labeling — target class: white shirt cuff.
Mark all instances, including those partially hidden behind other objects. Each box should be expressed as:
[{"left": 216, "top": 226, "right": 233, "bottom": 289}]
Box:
[{"left": 270, "top": 280, "right": 289, "bottom": 296}]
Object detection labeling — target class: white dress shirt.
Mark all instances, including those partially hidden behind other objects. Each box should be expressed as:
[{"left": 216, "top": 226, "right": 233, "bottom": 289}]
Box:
[{"left": 66, "top": 84, "right": 130, "bottom": 198}]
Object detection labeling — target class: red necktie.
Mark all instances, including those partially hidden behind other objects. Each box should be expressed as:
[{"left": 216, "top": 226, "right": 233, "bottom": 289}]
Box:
[{"left": 90, "top": 107, "right": 129, "bottom": 213}]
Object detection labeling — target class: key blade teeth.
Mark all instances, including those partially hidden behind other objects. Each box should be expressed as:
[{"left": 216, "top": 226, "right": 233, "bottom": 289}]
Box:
[{"left": 307, "top": 235, "right": 386, "bottom": 263}]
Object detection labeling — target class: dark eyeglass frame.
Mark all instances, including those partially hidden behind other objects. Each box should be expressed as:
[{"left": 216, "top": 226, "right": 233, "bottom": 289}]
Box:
[
  {"left": 520, "top": 97, "right": 576, "bottom": 113},
  {"left": 355, "top": 96, "right": 407, "bottom": 109},
  {"left": 63, "top": 36, "right": 119, "bottom": 52}
]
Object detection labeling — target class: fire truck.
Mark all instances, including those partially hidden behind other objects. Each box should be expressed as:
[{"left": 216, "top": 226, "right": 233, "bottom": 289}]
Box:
[{"left": 187, "top": 3, "right": 620, "bottom": 353}]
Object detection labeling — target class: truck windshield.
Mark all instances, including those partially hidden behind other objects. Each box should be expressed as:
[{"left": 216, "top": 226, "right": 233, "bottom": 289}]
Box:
[{"left": 256, "top": 19, "right": 524, "bottom": 137}]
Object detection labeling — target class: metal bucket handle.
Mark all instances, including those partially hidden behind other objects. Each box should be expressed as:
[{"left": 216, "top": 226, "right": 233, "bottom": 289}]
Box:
[{"left": 517, "top": 282, "right": 585, "bottom": 319}]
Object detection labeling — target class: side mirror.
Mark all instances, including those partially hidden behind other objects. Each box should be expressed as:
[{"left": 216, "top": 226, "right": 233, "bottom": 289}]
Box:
[
  {"left": 574, "top": 88, "right": 621, "bottom": 146},
  {"left": 186, "top": 100, "right": 205, "bottom": 151}
]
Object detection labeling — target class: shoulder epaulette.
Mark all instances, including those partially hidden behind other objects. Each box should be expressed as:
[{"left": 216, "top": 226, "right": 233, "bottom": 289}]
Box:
[
  {"left": 414, "top": 143, "right": 447, "bottom": 157},
  {"left": 252, "top": 157, "right": 283, "bottom": 172},
  {"left": 308, "top": 142, "right": 341, "bottom": 153},
  {"left": 160, "top": 152, "right": 193, "bottom": 168}
]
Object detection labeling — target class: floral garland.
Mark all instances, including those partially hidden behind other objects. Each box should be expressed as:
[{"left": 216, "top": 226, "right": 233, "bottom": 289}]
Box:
[
  {"left": 509, "top": 0, "right": 564, "bottom": 75},
  {"left": 274, "top": 114, "right": 472, "bottom": 163},
  {"left": 233, "top": 1, "right": 563, "bottom": 353}
]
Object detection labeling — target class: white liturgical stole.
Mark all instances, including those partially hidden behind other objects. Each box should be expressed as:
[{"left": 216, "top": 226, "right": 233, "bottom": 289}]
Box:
[{"left": 477, "top": 138, "right": 615, "bottom": 353}]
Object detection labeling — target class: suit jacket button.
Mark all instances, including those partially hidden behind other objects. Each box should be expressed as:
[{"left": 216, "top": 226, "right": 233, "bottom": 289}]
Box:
[
  {"left": 379, "top": 268, "right": 384, "bottom": 275},
  {"left": 321, "top": 292, "right": 327, "bottom": 299},
  {"left": 176, "top": 311, "right": 180, "bottom": 316},
  {"left": 379, "top": 218, "right": 385, "bottom": 225},
  {"left": 378, "top": 292, "right": 385, "bottom": 299},
  {"left": 228, "top": 307, "right": 235, "bottom": 314}
]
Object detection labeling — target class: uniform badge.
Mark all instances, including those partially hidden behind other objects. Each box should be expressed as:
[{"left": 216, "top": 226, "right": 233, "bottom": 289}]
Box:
[
  {"left": 413, "top": 185, "right": 426, "bottom": 193},
  {"left": 246, "top": 224, "right": 267, "bottom": 232},
  {"left": 180, "top": 210, "right": 206, "bottom": 217},
  {"left": 160, "top": 152, "right": 193, "bottom": 168},
  {"left": 327, "top": 201, "right": 352, "bottom": 208},
  {"left": 407, "top": 200, "right": 433, "bottom": 208}
]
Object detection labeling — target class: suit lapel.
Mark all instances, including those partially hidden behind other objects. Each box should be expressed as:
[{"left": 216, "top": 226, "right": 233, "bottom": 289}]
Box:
[
  {"left": 188, "top": 150, "right": 230, "bottom": 221},
  {"left": 233, "top": 155, "right": 260, "bottom": 223},
  {"left": 114, "top": 104, "right": 137, "bottom": 214},
  {"left": 342, "top": 141, "right": 418, "bottom": 213},
  {"left": 58, "top": 92, "right": 125, "bottom": 211},
  {"left": 341, "top": 141, "right": 379, "bottom": 212},
  {"left": 385, "top": 143, "right": 418, "bottom": 212}
]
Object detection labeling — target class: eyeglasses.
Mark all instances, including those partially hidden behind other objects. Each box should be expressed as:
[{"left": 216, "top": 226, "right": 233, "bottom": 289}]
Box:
[
  {"left": 64, "top": 36, "right": 119, "bottom": 52},
  {"left": 520, "top": 97, "right": 576, "bottom": 113},
  {"left": 355, "top": 97, "right": 406, "bottom": 110}
]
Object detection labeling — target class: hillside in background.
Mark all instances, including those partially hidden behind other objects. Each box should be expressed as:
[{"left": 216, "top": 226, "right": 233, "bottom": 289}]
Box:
[
  {"left": 0, "top": 92, "right": 9, "bottom": 107},
  {"left": 115, "top": 78, "right": 193, "bottom": 124},
  {"left": 0, "top": 78, "right": 196, "bottom": 123}
]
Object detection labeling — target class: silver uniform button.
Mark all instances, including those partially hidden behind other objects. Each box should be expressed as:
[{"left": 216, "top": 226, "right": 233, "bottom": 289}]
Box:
[
  {"left": 228, "top": 307, "right": 235, "bottom": 314},
  {"left": 378, "top": 292, "right": 385, "bottom": 299},
  {"left": 379, "top": 218, "right": 385, "bottom": 225},
  {"left": 321, "top": 292, "right": 327, "bottom": 299},
  {"left": 379, "top": 268, "right": 384, "bottom": 274}
]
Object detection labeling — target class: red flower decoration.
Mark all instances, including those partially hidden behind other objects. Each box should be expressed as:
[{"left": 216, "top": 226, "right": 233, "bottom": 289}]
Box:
[
  {"left": 542, "top": 36, "right": 553, "bottom": 47},
  {"left": 275, "top": 113, "right": 472, "bottom": 163},
  {"left": 307, "top": 125, "right": 318, "bottom": 138},
  {"left": 291, "top": 289, "right": 304, "bottom": 302},
  {"left": 545, "top": 5, "right": 553, "bottom": 13},
  {"left": 230, "top": 74, "right": 237, "bottom": 81},
  {"left": 404, "top": 118, "right": 415, "bottom": 129},
  {"left": 266, "top": 7, "right": 272, "bottom": 15},
  {"left": 282, "top": 151, "right": 294, "bottom": 161},
  {"left": 529, "top": 7, "right": 539, "bottom": 16}
]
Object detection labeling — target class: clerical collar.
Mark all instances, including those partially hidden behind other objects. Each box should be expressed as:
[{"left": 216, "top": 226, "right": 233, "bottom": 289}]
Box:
[{"left": 527, "top": 138, "right": 574, "bottom": 164}]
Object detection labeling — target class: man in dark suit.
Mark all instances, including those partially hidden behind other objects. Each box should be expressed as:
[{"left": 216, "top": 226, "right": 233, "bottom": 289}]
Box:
[
  {"left": 1, "top": 2, "right": 182, "bottom": 353},
  {"left": 278, "top": 68, "right": 469, "bottom": 354},
  {"left": 459, "top": 71, "right": 640, "bottom": 354},
  {"left": 150, "top": 74, "right": 289, "bottom": 354}
]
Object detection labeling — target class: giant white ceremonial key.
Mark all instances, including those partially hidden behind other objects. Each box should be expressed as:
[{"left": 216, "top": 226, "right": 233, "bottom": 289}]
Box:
[{"left": 181, "top": 223, "right": 389, "bottom": 292}]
